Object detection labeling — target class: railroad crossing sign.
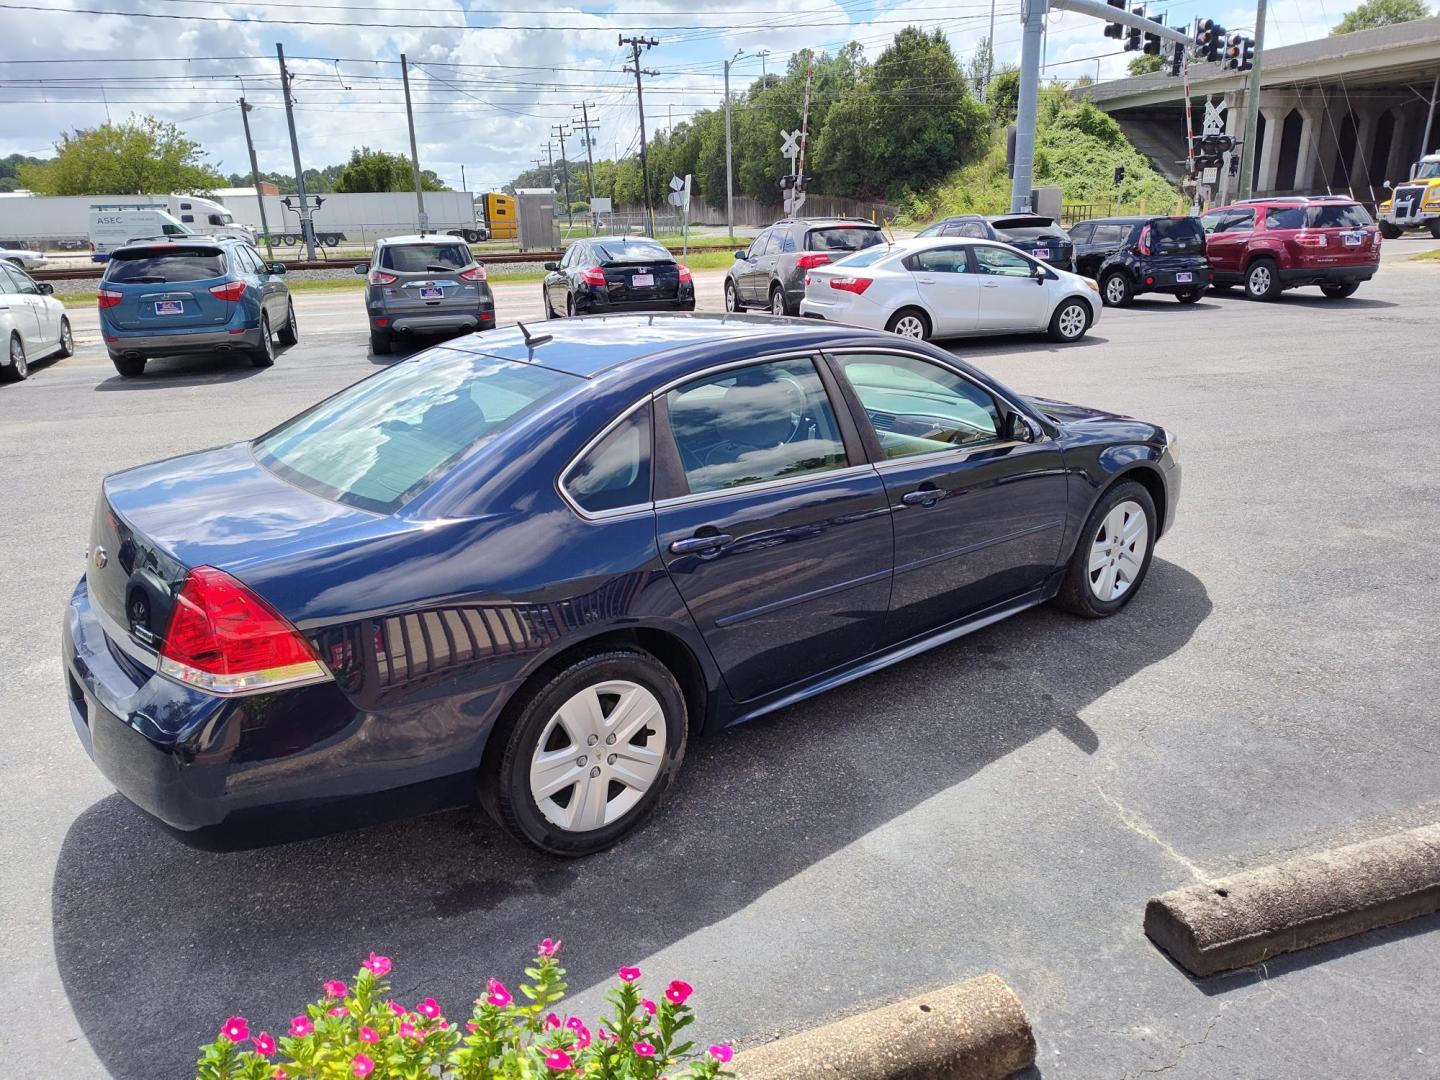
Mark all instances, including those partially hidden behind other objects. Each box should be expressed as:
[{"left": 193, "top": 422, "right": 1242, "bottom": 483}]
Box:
[
  {"left": 666, "top": 174, "right": 691, "bottom": 209},
  {"left": 1202, "top": 97, "right": 1226, "bottom": 136}
]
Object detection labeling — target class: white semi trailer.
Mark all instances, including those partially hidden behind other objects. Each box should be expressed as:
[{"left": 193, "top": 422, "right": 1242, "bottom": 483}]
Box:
[
  {"left": 0, "top": 192, "right": 254, "bottom": 251},
  {"left": 219, "top": 190, "right": 488, "bottom": 246}
]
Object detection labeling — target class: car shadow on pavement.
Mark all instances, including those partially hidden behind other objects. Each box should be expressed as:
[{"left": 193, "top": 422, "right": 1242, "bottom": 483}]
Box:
[
  {"left": 52, "top": 558, "right": 1210, "bottom": 1079},
  {"left": 945, "top": 334, "right": 1110, "bottom": 360},
  {"left": 91, "top": 351, "right": 286, "bottom": 389}
]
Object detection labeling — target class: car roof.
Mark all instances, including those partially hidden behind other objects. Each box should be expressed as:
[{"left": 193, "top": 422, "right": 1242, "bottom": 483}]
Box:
[
  {"left": 377, "top": 234, "right": 472, "bottom": 246},
  {"left": 1076, "top": 217, "right": 1146, "bottom": 226},
  {"left": 772, "top": 218, "right": 882, "bottom": 229},
  {"left": 109, "top": 238, "right": 231, "bottom": 255}
]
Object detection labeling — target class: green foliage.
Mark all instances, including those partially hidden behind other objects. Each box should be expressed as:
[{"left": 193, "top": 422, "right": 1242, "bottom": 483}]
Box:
[
  {"left": 192, "top": 946, "right": 733, "bottom": 1080},
  {"left": 17, "top": 115, "right": 222, "bottom": 195},
  {"left": 223, "top": 167, "right": 343, "bottom": 195},
  {"left": 987, "top": 67, "right": 1021, "bottom": 125},
  {"left": 1127, "top": 53, "right": 1165, "bottom": 76},
  {"left": 1331, "top": 0, "right": 1430, "bottom": 34},
  {"left": 334, "top": 147, "right": 449, "bottom": 193},
  {"left": 1, "top": 152, "right": 43, "bottom": 190}
]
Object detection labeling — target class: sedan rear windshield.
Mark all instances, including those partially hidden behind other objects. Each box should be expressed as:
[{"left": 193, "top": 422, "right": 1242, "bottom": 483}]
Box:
[
  {"left": 805, "top": 227, "right": 884, "bottom": 252},
  {"left": 105, "top": 248, "right": 226, "bottom": 283},
  {"left": 254, "top": 353, "right": 581, "bottom": 514},
  {"left": 593, "top": 240, "right": 673, "bottom": 264},
  {"left": 990, "top": 216, "right": 1054, "bottom": 231},
  {"left": 833, "top": 245, "right": 894, "bottom": 268},
  {"left": 380, "top": 243, "right": 472, "bottom": 272},
  {"left": 1151, "top": 218, "right": 1206, "bottom": 254}
]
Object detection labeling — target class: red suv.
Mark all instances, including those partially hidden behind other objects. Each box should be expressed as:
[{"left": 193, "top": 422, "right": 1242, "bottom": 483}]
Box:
[{"left": 1201, "top": 197, "right": 1381, "bottom": 301}]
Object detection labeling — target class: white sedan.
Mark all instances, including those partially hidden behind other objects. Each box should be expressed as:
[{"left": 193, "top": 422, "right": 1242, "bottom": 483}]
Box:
[
  {"left": 799, "top": 236, "right": 1101, "bottom": 344},
  {"left": 1, "top": 259, "right": 72, "bottom": 382},
  {"left": 0, "top": 246, "right": 45, "bottom": 271}
]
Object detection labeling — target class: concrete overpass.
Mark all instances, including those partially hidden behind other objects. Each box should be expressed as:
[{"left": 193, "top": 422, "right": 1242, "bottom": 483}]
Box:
[{"left": 1082, "top": 16, "right": 1440, "bottom": 199}]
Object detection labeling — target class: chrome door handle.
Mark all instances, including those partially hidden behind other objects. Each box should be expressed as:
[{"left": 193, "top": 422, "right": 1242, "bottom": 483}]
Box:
[
  {"left": 915, "top": 276, "right": 936, "bottom": 284},
  {"left": 901, "top": 488, "right": 944, "bottom": 507},
  {"left": 670, "top": 533, "right": 734, "bottom": 555},
  {"left": 983, "top": 283, "right": 1001, "bottom": 289}
]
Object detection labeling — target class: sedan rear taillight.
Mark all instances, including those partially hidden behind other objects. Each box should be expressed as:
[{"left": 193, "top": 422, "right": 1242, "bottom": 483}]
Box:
[
  {"left": 367, "top": 270, "right": 399, "bottom": 285},
  {"left": 458, "top": 265, "right": 488, "bottom": 281},
  {"left": 97, "top": 289, "right": 122, "bottom": 309},
  {"left": 829, "top": 276, "right": 872, "bottom": 294},
  {"left": 158, "top": 565, "right": 328, "bottom": 695},
  {"left": 208, "top": 280, "right": 247, "bottom": 302},
  {"left": 677, "top": 263, "right": 693, "bottom": 283},
  {"left": 580, "top": 266, "right": 607, "bottom": 286},
  {"left": 796, "top": 253, "right": 831, "bottom": 269}
]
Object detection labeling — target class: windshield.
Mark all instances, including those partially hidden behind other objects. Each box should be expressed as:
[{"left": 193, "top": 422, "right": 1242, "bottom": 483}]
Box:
[
  {"left": 104, "top": 247, "right": 226, "bottom": 283},
  {"left": 1414, "top": 161, "right": 1440, "bottom": 180},
  {"left": 593, "top": 240, "right": 673, "bottom": 264},
  {"left": 380, "top": 243, "right": 472, "bottom": 272},
  {"left": 255, "top": 352, "right": 581, "bottom": 514},
  {"left": 806, "top": 226, "right": 884, "bottom": 252}
]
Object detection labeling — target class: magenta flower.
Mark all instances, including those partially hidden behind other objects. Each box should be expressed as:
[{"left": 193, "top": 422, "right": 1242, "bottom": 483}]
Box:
[
  {"left": 485, "top": 979, "right": 511, "bottom": 1008},
  {"left": 664, "top": 979, "right": 694, "bottom": 1006},
  {"left": 289, "top": 1016, "right": 313, "bottom": 1038},
  {"left": 466, "top": 1021, "right": 480, "bottom": 1033},
  {"left": 641, "top": 999, "right": 657, "bottom": 1017},
  {"left": 634, "top": 1041, "right": 656, "bottom": 1058},
  {"left": 538, "top": 938, "right": 561, "bottom": 957},
  {"left": 358, "top": 1026, "right": 378, "bottom": 1045},
  {"left": 545, "top": 1013, "right": 561, "bottom": 1030},
  {"left": 328, "top": 1006, "right": 349, "bottom": 1017},
  {"left": 352, "top": 1052, "right": 374, "bottom": 1078},
  {"left": 617, "top": 966, "right": 642, "bottom": 983},
  {"left": 402, "top": 1020, "right": 423, "bottom": 1040},
  {"left": 417, "top": 997, "right": 442, "bottom": 1019},
  {"left": 219, "top": 1017, "right": 250, "bottom": 1043},
  {"left": 362, "top": 952, "right": 392, "bottom": 977},
  {"left": 709, "top": 1044, "right": 734, "bottom": 1063},
  {"left": 388, "top": 1001, "right": 406, "bottom": 1017},
  {"left": 252, "top": 1032, "right": 276, "bottom": 1056},
  {"left": 545, "top": 1048, "right": 573, "bottom": 1071},
  {"left": 324, "top": 980, "right": 348, "bottom": 999},
  {"left": 574, "top": 1024, "right": 591, "bottom": 1049},
  {"left": 566, "top": 1016, "right": 585, "bottom": 1032},
  {"left": 599, "top": 1030, "right": 618, "bottom": 1043}
]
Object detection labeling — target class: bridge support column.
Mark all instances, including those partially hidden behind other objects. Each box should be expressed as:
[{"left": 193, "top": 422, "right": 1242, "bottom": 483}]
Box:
[
  {"left": 1257, "top": 108, "right": 1285, "bottom": 194},
  {"left": 1294, "top": 108, "right": 1321, "bottom": 191},
  {"left": 1385, "top": 108, "right": 1412, "bottom": 186},
  {"left": 1350, "top": 106, "right": 1379, "bottom": 197}
]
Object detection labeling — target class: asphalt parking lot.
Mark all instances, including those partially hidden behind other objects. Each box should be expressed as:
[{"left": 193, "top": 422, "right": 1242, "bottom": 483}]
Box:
[{"left": 4, "top": 242, "right": 1440, "bottom": 1079}]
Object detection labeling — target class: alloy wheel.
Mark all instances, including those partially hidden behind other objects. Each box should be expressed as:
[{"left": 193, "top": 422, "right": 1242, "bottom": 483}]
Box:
[
  {"left": 771, "top": 289, "right": 785, "bottom": 316},
  {"left": 1088, "top": 499, "right": 1148, "bottom": 602},
  {"left": 1057, "top": 303, "right": 1087, "bottom": 339},
  {"left": 724, "top": 282, "right": 738, "bottom": 312},
  {"left": 1248, "top": 265, "right": 1272, "bottom": 295},
  {"left": 529, "top": 680, "right": 667, "bottom": 833},
  {"left": 10, "top": 335, "right": 27, "bottom": 378},
  {"left": 892, "top": 314, "right": 926, "bottom": 339},
  {"left": 60, "top": 320, "right": 73, "bottom": 355},
  {"left": 1104, "top": 275, "right": 1127, "bottom": 306}
]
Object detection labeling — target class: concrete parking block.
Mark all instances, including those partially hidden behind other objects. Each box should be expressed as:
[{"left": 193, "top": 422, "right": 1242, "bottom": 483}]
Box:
[
  {"left": 1145, "top": 823, "right": 1440, "bottom": 977},
  {"left": 731, "top": 974, "right": 1035, "bottom": 1080}
]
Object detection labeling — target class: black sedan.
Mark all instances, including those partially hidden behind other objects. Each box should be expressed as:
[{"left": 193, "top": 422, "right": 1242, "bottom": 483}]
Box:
[
  {"left": 918, "top": 214, "right": 1075, "bottom": 271},
  {"left": 63, "top": 315, "right": 1179, "bottom": 857},
  {"left": 542, "top": 235, "right": 695, "bottom": 317}
]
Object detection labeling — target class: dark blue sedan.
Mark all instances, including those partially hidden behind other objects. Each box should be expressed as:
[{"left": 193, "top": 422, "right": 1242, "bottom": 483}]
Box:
[{"left": 63, "top": 315, "right": 1180, "bottom": 855}]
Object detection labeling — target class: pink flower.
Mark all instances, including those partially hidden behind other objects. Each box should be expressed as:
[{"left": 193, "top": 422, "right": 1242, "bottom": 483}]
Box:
[
  {"left": 573, "top": 1024, "right": 591, "bottom": 1050},
  {"left": 289, "top": 1016, "right": 313, "bottom": 1038},
  {"left": 545, "top": 1048, "right": 572, "bottom": 1071},
  {"left": 328, "top": 1006, "right": 349, "bottom": 1017},
  {"left": 400, "top": 1021, "right": 421, "bottom": 1040},
  {"left": 352, "top": 1052, "right": 374, "bottom": 1078},
  {"left": 665, "top": 980, "right": 694, "bottom": 1006},
  {"left": 641, "top": 999, "right": 657, "bottom": 1017},
  {"left": 538, "top": 938, "right": 561, "bottom": 957},
  {"left": 566, "top": 1016, "right": 585, "bottom": 1032},
  {"left": 598, "top": 1030, "right": 618, "bottom": 1043},
  {"left": 388, "top": 1001, "right": 406, "bottom": 1017},
  {"left": 324, "top": 980, "right": 348, "bottom": 999},
  {"left": 466, "top": 1021, "right": 480, "bottom": 1033},
  {"left": 219, "top": 1017, "right": 250, "bottom": 1043},
  {"left": 634, "top": 1041, "right": 656, "bottom": 1058},
  {"left": 362, "top": 952, "right": 392, "bottom": 977},
  {"left": 438, "top": 1019, "right": 449, "bottom": 1030},
  {"left": 545, "top": 1013, "right": 561, "bottom": 1030},
  {"left": 709, "top": 1044, "right": 734, "bottom": 1063},
  {"left": 485, "top": 979, "right": 511, "bottom": 1008},
  {"left": 252, "top": 1032, "right": 276, "bottom": 1056},
  {"left": 617, "top": 966, "right": 642, "bottom": 983},
  {"left": 358, "top": 1026, "right": 378, "bottom": 1045},
  {"left": 417, "top": 997, "right": 442, "bottom": 1019}
]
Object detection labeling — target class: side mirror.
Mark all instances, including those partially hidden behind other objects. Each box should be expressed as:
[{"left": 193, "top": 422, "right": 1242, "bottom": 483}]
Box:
[
  {"left": 37, "top": 282, "right": 54, "bottom": 296},
  {"left": 269, "top": 263, "right": 286, "bottom": 275},
  {"left": 543, "top": 261, "right": 560, "bottom": 271},
  {"left": 1033, "top": 265, "right": 1048, "bottom": 283},
  {"left": 734, "top": 249, "right": 747, "bottom": 260},
  {"left": 1383, "top": 179, "right": 1393, "bottom": 190},
  {"left": 1006, "top": 412, "right": 1041, "bottom": 442},
  {"left": 353, "top": 263, "right": 369, "bottom": 276}
]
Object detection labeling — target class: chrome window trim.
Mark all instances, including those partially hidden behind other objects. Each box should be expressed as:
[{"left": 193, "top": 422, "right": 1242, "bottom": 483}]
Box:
[
  {"left": 653, "top": 462, "right": 878, "bottom": 510},
  {"left": 555, "top": 398, "right": 656, "bottom": 522},
  {"left": 823, "top": 345, "right": 1038, "bottom": 432}
]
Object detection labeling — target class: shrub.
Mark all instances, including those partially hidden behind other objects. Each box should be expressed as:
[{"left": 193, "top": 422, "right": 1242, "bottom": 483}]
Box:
[{"left": 195, "top": 942, "right": 734, "bottom": 1080}]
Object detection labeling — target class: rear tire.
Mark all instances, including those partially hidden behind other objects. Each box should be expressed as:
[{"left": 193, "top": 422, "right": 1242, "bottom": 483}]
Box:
[
  {"left": 1379, "top": 220, "right": 1403, "bottom": 240},
  {"left": 1175, "top": 287, "right": 1204, "bottom": 304},
  {"left": 2, "top": 332, "right": 27, "bottom": 382},
  {"left": 1100, "top": 271, "right": 1132, "bottom": 307},
  {"left": 769, "top": 285, "right": 788, "bottom": 317},
  {"left": 250, "top": 314, "right": 275, "bottom": 367},
  {"left": 486, "top": 648, "right": 688, "bottom": 856},
  {"left": 885, "top": 307, "right": 931, "bottom": 341},
  {"left": 277, "top": 300, "right": 298, "bottom": 346},
  {"left": 1054, "top": 480, "right": 1157, "bottom": 619},
  {"left": 1047, "top": 298, "right": 1091, "bottom": 342},
  {"left": 110, "top": 353, "right": 145, "bottom": 378},
  {"left": 369, "top": 329, "right": 392, "bottom": 355},
  {"left": 1244, "top": 258, "right": 1280, "bottom": 301},
  {"left": 1320, "top": 282, "right": 1359, "bottom": 299}
]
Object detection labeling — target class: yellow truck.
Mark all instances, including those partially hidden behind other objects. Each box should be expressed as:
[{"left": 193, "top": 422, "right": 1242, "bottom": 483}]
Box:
[
  {"left": 1378, "top": 153, "right": 1440, "bottom": 239},
  {"left": 481, "top": 191, "right": 518, "bottom": 242}
]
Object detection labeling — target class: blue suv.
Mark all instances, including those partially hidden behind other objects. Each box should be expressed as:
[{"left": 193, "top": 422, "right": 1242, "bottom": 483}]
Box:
[{"left": 97, "top": 237, "right": 295, "bottom": 377}]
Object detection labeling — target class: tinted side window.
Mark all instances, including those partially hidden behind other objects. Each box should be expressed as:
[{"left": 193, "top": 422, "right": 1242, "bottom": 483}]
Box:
[
  {"left": 565, "top": 406, "right": 653, "bottom": 514},
  {"left": 779, "top": 230, "right": 797, "bottom": 253},
  {"left": 973, "top": 246, "right": 1035, "bottom": 277},
  {"left": 747, "top": 230, "right": 771, "bottom": 258},
  {"left": 1265, "top": 207, "right": 1305, "bottom": 230},
  {"left": 1069, "top": 224, "right": 1095, "bottom": 243},
  {"left": 905, "top": 246, "right": 970, "bottom": 273},
  {"left": 1089, "top": 224, "right": 1128, "bottom": 245},
  {"left": 833, "top": 353, "right": 1001, "bottom": 459},
  {"left": 665, "top": 358, "right": 848, "bottom": 495},
  {"left": 1, "top": 263, "right": 35, "bottom": 293}
]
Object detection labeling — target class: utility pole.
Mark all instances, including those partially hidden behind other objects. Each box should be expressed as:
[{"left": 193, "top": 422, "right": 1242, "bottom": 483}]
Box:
[
  {"left": 724, "top": 50, "right": 746, "bottom": 246},
  {"left": 461, "top": 164, "right": 466, "bottom": 193},
  {"left": 552, "top": 123, "right": 574, "bottom": 230},
  {"left": 400, "top": 54, "right": 428, "bottom": 234},
  {"left": 574, "top": 102, "right": 600, "bottom": 233},
  {"left": 621, "top": 34, "right": 660, "bottom": 236},
  {"left": 1237, "top": 0, "right": 1267, "bottom": 199},
  {"left": 237, "top": 97, "right": 275, "bottom": 262},
  {"left": 985, "top": 0, "right": 997, "bottom": 100},
  {"left": 276, "top": 43, "right": 316, "bottom": 261}
]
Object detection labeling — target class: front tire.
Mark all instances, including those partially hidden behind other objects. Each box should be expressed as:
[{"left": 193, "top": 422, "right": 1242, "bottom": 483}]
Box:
[
  {"left": 2, "top": 332, "right": 27, "bottom": 382},
  {"left": 1048, "top": 298, "right": 1091, "bottom": 342},
  {"left": 1244, "top": 259, "right": 1280, "bottom": 301},
  {"left": 1379, "top": 220, "right": 1403, "bottom": 240},
  {"left": 1101, "top": 271, "right": 1132, "bottom": 308},
  {"left": 1320, "top": 282, "right": 1359, "bottom": 299},
  {"left": 886, "top": 307, "right": 931, "bottom": 341},
  {"left": 487, "top": 648, "right": 688, "bottom": 856},
  {"left": 1054, "top": 480, "right": 1157, "bottom": 618},
  {"left": 250, "top": 313, "right": 275, "bottom": 367},
  {"left": 724, "top": 279, "right": 742, "bottom": 312},
  {"left": 277, "top": 300, "right": 298, "bottom": 346}
]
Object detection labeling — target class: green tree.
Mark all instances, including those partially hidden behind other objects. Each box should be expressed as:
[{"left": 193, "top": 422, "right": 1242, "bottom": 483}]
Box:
[
  {"left": 1331, "top": 0, "right": 1429, "bottom": 34},
  {"left": 334, "top": 147, "right": 448, "bottom": 193},
  {"left": 17, "top": 115, "right": 221, "bottom": 195},
  {"left": 1127, "top": 53, "right": 1165, "bottom": 76},
  {"left": 988, "top": 67, "right": 1021, "bottom": 125}
]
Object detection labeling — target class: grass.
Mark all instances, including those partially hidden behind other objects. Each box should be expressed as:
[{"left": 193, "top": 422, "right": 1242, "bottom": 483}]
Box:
[{"left": 1412, "top": 248, "right": 1440, "bottom": 261}]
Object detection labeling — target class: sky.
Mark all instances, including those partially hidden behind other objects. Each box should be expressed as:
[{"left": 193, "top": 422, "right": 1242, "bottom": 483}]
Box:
[{"left": 0, "top": 0, "right": 1351, "bottom": 195}]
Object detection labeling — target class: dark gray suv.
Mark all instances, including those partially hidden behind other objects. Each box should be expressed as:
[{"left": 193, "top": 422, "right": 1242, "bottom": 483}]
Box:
[
  {"left": 356, "top": 235, "right": 496, "bottom": 354},
  {"left": 725, "top": 217, "right": 886, "bottom": 316}
]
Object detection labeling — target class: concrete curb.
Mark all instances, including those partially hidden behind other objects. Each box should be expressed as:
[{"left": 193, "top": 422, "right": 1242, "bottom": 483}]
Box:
[
  {"left": 1144, "top": 822, "right": 1440, "bottom": 977},
  {"left": 730, "top": 974, "right": 1035, "bottom": 1080}
]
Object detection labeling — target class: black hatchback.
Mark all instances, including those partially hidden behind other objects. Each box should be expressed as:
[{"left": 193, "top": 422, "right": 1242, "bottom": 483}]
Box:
[
  {"left": 543, "top": 236, "right": 695, "bottom": 318},
  {"left": 1070, "top": 216, "right": 1213, "bottom": 306},
  {"left": 918, "top": 214, "right": 1075, "bottom": 271}
]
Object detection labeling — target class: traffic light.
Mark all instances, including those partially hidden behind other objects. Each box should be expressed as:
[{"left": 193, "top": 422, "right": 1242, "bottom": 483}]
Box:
[
  {"left": 1170, "top": 40, "right": 1184, "bottom": 77},
  {"left": 1191, "top": 133, "right": 1237, "bottom": 167},
  {"left": 1114, "top": 165, "right": 1127, "bottom": 185},
  {"left": 1196, "top": 19, "right": 1227, "bottom": 63},
  {"left": 1143, "top": 14, "right": 1165, "bottom": 55},
  {"left": 1103, "top": 0, "right": 1125, "bottom": 40},
  {"left": 1225, "top": 34, "right": 1256, "bottom": 71},
  {"left": 1125, "top": 6, "right": 1144, "bottom": 51}
]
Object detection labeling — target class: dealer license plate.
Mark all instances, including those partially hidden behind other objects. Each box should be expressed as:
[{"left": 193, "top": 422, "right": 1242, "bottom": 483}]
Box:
[
  {"left": 420, "top": 285, "right": 444, "bottom": 299},
  {"left": 1032, "top": 248, "right": 1050, "bottom": 260},
  {"left": 154, "top": 300, "right": 184, "bottom": 316},
  {"left": 631, "top": 273, "right": 654, "bottom": 287},
  {"left": 1343, "top": 233, "right": 1363, "bottom": 247},
  {"left": 1175, "top": 272, "right": 1193, "bottom": 284}
]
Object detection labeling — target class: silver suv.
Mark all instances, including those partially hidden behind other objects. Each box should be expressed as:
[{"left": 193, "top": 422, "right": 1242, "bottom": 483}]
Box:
[
  {"left": 356, "top": 235, "right": 496, "bottom": 355},
  {"left": 725, "top": 217, "right": 887, "bottom": 316}
]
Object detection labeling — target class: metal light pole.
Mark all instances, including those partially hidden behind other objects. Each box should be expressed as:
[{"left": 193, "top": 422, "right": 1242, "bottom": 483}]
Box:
[
  {"left": 237, "top": 96, "right": 274, "bottom": 262},
  {"left": 400, "top": 55, "right": 428, "bottom": 234},
  {"left": 276, "top": 43, "right": 316, "bottom": 261},
  {"left": 1237, "top": 0, "right": 1268, "bottom": 199},
  {"left": 1010, "top": 0, "right": 1049, "bottom": 213}
]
